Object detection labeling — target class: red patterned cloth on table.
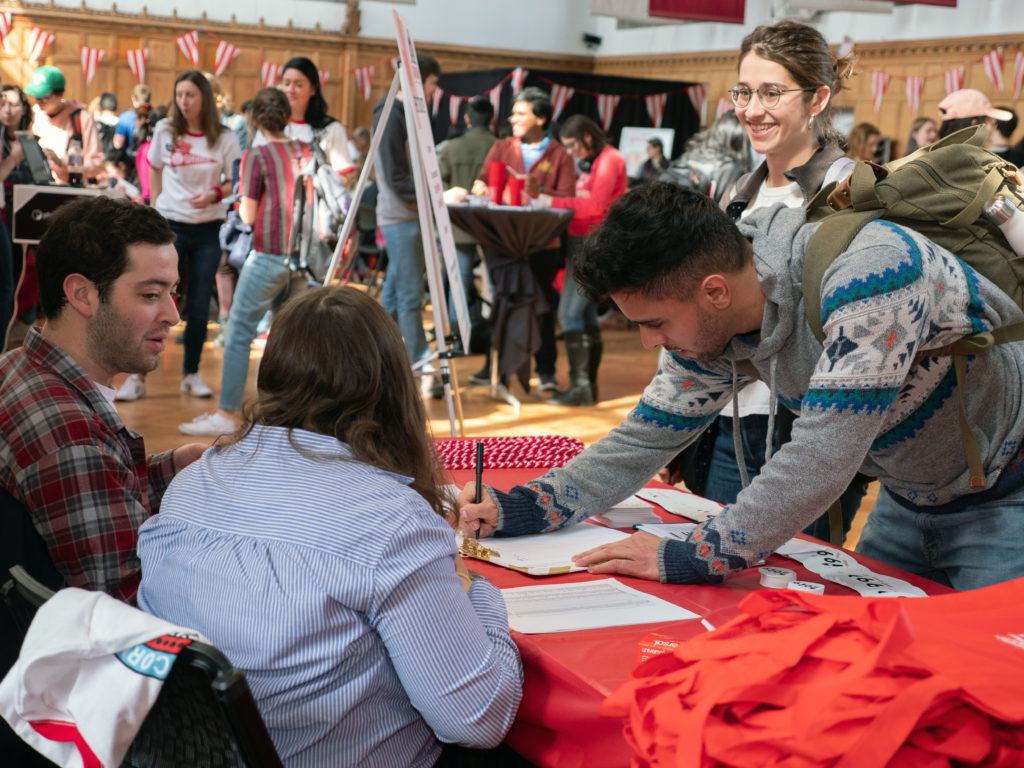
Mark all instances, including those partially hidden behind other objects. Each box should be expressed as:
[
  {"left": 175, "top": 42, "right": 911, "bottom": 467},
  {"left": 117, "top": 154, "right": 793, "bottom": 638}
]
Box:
[
  {"left": 434, "top": 436, "right": 584, "bottom": 470},
  {"left": 604, "top": 579, "right": 1024, "bottom": 767}
]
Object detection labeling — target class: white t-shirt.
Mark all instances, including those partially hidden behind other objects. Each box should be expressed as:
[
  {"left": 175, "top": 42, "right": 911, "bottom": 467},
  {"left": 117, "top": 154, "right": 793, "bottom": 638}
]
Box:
[
  {"left": 725, "top": 157, "right": 855, "bottom": 417},
  {"left": 252, "top": 120, "right": 354, "bottom": 174},
  {"left": 148, "top": 119, "right": 241, "bottom": 224}
]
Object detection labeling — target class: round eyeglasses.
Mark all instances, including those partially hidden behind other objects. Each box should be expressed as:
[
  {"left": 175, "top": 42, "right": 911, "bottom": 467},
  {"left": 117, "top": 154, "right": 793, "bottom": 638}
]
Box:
[{"left": 729, "top": 85, "right": 818, "bottom": 109}]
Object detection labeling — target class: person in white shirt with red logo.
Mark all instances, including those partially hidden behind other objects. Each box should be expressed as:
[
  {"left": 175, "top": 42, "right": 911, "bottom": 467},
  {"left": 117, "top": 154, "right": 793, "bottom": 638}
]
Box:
[{"left": 116, "top": 70, "right": 240, "bottom": 402}]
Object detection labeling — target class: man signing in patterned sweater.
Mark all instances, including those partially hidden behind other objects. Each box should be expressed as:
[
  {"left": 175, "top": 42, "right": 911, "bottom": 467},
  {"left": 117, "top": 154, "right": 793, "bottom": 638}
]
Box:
[{"left": 457, "top": 182, "right": 1024, "bottom": 591}]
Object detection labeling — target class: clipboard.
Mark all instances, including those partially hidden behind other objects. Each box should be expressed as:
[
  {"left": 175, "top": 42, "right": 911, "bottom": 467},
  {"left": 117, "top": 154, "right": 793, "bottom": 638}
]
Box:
[{"left": 458, "top": 523, "right": 630, "bottom": 576}]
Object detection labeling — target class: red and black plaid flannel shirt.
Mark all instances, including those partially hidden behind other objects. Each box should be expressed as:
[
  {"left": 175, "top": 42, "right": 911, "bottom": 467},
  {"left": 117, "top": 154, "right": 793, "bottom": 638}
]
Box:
[{"left": 0, "top": 328, "right": 175, "bottom": 601}]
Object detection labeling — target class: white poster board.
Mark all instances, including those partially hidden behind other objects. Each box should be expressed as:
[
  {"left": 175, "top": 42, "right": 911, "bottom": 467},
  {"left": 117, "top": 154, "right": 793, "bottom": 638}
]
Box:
[
  {"left": 619, "top": 126, "right": 676, "bottom": 179},
  {"left": 393, "top": 11, "right": 471, "bottom": 349}
]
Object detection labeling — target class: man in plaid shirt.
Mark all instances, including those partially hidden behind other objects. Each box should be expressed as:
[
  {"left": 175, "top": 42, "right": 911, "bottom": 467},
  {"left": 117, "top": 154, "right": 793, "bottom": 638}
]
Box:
[{"left": 0, "top": 197, "right": 205, "bottom": 601}]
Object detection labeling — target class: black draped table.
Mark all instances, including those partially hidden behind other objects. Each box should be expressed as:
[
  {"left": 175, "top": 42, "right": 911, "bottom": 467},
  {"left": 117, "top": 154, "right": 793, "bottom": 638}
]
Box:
[{"left": 446, "top": 203, "right": 573, "bottom": 393}]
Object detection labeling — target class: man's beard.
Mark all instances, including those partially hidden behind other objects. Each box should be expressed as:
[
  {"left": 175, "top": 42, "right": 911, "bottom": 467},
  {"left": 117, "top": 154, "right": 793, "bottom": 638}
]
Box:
[
  {"left": 86, "top": 301, "right": 160, "bottom": 376},
  {"left": 690, "top": 304, "right": 733, "bottom": 364}
]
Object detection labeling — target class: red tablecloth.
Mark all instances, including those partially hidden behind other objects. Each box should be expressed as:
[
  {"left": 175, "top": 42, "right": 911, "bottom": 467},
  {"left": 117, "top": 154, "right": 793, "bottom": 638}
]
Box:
[{"left": 450, "top": 467, "right": 950, "bottom": 768}]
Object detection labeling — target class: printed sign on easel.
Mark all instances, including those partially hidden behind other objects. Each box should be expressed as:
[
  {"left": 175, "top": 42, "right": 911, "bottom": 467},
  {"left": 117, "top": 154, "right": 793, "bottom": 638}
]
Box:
[{"left": 392, "top": 11, "right": 471, "bottom": 350}]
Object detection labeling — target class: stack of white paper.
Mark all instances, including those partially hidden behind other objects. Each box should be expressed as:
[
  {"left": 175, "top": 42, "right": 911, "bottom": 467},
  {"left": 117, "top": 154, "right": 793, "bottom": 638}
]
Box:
[
  {"left": 635, "top": 488, "right": 723, "bottom": 522},
  {"left": 637, "top": 523, "right": 698, "bottom": 541},
  {"left": 501, "top": 578, "right": 700, "bottom": 633},
  {"left": 593, "top": 494, "right": 661, "bottom": 527},
  {"left": 477, "top": 523, "right": 630, "bottom": 575}
]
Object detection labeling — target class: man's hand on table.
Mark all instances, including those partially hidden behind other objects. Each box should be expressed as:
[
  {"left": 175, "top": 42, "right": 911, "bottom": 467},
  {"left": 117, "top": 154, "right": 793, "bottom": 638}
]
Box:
[
  {"left": 470, "top": 179, "right": 488, "bottom": 196},
  {"left": 572, "top": 532, "right": 661, "bottom": 581},
  {"left": 444, "top": 186, "right": 468, "bottom": 204},
  {"left": 458, "top": 482, "right": 499, "bottom": 538}
]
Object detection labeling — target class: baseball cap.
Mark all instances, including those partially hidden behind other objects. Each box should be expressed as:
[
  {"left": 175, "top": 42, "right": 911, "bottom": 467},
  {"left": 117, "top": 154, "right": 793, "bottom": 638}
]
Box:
[
  {"left": 25, "top": 66, "right": 66, "bottom": 99},
  {"left": 937, "top": 88, "right": 1012, "bottom": 122}
]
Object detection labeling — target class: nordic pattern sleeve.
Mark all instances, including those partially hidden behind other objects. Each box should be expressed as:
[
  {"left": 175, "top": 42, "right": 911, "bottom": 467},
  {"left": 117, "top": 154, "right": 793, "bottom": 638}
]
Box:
[
  {"left": 490, "top": 351, "right": 741, "bottom": 537},
  {"left": 663, "top": 221, "right": 939, "bottom": 583}
]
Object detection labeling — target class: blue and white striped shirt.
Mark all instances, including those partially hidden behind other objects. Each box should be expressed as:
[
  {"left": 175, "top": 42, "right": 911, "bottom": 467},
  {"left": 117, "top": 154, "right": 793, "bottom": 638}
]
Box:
[{"left": 137, "top": 425, "right": 522, "bottom": 767}]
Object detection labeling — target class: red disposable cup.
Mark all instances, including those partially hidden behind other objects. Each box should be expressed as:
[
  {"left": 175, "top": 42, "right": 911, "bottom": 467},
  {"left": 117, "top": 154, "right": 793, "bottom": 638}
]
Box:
[
  {"left": 488, "top": 161, "right": 507, "bottom": 204},
  {"left": 507, "top": 175, "right": 525, "bottom": 207}
]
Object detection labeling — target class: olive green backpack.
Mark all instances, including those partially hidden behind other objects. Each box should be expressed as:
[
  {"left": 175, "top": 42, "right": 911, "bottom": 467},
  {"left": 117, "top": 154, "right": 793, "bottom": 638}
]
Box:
[{"left": 805, "top": 124, "right": 1024, "bottom": 494}]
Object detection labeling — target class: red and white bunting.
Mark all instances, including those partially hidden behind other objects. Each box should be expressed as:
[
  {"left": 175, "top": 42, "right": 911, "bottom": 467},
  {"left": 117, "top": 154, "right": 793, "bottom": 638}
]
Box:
[
  {"left": 431, "top": 86, "right": 443, "bottom": 117},
  {"left": 1014, "top": 50, "right": 1024, "bottom": 100},
  {"left": 644, "top": 93, "right": 668, "bottom": 128},
  {"left": 0, "top": 12, "right": 13, "bottom": 51},
  {"left": 80, "top": 46, "right": 104, "bottom": 85},
  {"left": 449, "top": 95, "right": 464, "bottom": 126},
  {"left": 871, "top": 70, "right": 891, "bottom": 112},
  {"left": 353, "top": 65, "right": 374, "bottom": 101},
  {"left": 214, "top": 40, "right": 240, "bottom": 77},
  {"left": 126, "top": 48, "right": 148, "bottom": 83},
  {"left": 715, "top": 96, "right": 733, "bottom": 120},
  {"left": 837, "top": 35, "right": 854, "bottom": 59},
  {"left": 685, "top": 83, "right": 707, "bottom": 124},
  {"left": 943, "top": 65, "right": 965, "bottom": 95},
  {"left": 905, "top": 76, "right": 925, "bottom": 118},
  {"left": 511, "top": 66, "right": 528, "bottom": 94},
  {"left": 550, "top": 84, "right": 574, "bottom": 121},
  {"left": 27, "top": 27, "right": 55, "bottom": 64},
  {"left": 982, "top": 46, "right": 1004, "bottom": 92},
  {"left": 488, "top": 82, "right": 503, "bottom": 117},
  {"left": 319, "top": 69, "right": 330, "bottom": 86},
  {"left": 596, "top": 94, "right": 620, "bottom": 132},
  {"left": 176, "top": 30, "right": 200, "bottom": 66},
  {"left": 260, "top": 61, "right": 282, "bottom": 89}
]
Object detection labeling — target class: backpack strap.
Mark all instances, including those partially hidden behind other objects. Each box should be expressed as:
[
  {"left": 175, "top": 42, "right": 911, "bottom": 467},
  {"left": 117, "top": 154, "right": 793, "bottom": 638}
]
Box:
[
  {"left": 803, "top": 209, "right": 884, "bottom": 342},
  {"left": 69, "top": 108, "right": 83, "bottom": 146}
]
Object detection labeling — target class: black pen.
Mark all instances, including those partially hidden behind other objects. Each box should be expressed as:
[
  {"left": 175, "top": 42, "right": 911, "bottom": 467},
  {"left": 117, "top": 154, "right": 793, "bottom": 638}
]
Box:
[{"left": 472, "top": 442, "right": 484, "bottom": 539}]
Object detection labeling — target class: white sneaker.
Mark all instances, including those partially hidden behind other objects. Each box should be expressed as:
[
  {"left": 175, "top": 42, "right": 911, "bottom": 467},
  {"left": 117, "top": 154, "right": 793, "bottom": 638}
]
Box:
[
  {"left": 178, "top": 411, "right": 237, "bottom": 436},
  {"left": 114, "top": 374, "right": 146, "bottom": 401},
  {"left": 180, "top": 373, "right": 214, "bottom": 398}
]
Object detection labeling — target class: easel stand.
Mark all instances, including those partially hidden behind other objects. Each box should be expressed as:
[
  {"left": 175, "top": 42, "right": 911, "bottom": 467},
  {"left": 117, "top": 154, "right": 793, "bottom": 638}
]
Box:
[{"left": 324, "top": 53, "right": 471, "bottom": 437}]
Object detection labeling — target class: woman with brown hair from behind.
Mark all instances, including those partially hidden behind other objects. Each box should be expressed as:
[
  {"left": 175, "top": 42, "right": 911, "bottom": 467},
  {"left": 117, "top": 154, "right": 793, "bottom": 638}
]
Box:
[{"left": 137, "top": 285, "right": 523, "bottom": 767}]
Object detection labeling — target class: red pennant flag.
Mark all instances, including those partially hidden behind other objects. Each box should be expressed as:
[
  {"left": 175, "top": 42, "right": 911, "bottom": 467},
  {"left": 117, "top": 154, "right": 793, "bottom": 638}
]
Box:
[
  {"left": 685, "top": 83, "right": 707, "bottom": 124},
  {"left": 353, "top": 66, "right": 374, "bottom": 101},
  {"left": 27, "top": 27, "right": 55, "bottom": 64},
  {"left": 449, "top": 95, "right": 464, "bottom": 126},
  {"left": 837, "top": 35, "right": 854, "bottom": 59},
  {"left": 126, "top": 48, "right": 148, "bottom": 83},
  {"left": 488, "top": 83, "right": 503, "bottom": 118},
  {"left": 905, "top": 76, "right": 925, "bottom": 118},
  {"left": 319, "top": 69, "right": 330, "bottom": 86},
  {"left": 644, "top": 93, "right": 668, "bottom": 128},
  {"left": 596, "top": 94, "right": 620, "bottom": 132},
  {"left": 715, "top": 96, "right": 733, "bottom": 120},
  {"left": 511, "top": 66, "right": 528, "bottom": 94},
  {"left": 1014, "top": 50, "right": 1024, "bottom": 100},
  {"left": 871, "top": 70, "right": 891, "bottom": 112},
  {"left": 176, "top": 30, "right": 200, "bottom": 66},
  {"left": 0, "top": 12, "right": 14, "bottom": 51},
  {"left": 431, "top": 86, "right": 443, "bottom": 118},
  {"left": 214, "top": 40, "right": 240, "bottom": 77},
  {"left": 80, "top": 46, "right": 105, "bottom": 85},
  {"left": 943, "top": 65, "right": 965, "bottom": 95},
  {"left": 260, "top": 61, "right": 282, "bottom": 89},
  {"left": 550, "top": 84, "right": 574, "bottom": 121},
  {"left": 982, "top": 46, "right": 1005, "bottom": 92}
]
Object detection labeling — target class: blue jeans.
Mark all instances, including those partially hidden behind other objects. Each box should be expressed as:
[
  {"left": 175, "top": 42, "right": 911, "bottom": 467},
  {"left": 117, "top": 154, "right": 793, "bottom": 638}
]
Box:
[
  {"left": 169, "top": 220, "right": 223, "bottom": 375},
  {"left": 857, "top": 485, "right": 1024, "bottom": 590},
  {"left": 380, "top": 220, "right": 428, "bottom": 364},
  {"left": 704, "top": 415, "right": 867, "bottom": 541},
  {"left": 446, "top": 244, "right": 478, "bottom": 329},
  {"left": 219, "top": 252, "right": 295, "bottom": 412},
  {"left": 558, "top": 237, "right": 598, "bottom": 334}
]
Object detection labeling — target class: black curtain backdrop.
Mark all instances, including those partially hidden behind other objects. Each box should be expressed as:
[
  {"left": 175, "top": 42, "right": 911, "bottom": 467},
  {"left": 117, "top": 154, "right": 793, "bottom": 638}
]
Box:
[{"left": 430, "top": 67, "right": 701, "bottom": 159}]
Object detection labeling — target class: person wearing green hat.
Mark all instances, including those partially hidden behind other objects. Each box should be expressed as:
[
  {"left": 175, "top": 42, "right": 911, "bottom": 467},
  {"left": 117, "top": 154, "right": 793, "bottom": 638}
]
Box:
[{"left": 25, "top": 65, "right": 103, "bottom": 183}]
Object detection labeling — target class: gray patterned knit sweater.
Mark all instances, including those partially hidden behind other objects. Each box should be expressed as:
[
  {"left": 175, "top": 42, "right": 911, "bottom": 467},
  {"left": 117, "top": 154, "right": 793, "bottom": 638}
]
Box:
[{"left": 489, "top": 204, "right": 1024, "bottom": 583}]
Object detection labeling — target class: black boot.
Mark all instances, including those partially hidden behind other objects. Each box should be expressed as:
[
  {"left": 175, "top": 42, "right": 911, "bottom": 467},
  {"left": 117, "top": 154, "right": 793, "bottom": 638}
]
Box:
[
  {"left": 586, "top": 329, "right": 603, "bottom": 403},
  {"left": 551, "top": 332, "right": 594, "bottom": 406}
]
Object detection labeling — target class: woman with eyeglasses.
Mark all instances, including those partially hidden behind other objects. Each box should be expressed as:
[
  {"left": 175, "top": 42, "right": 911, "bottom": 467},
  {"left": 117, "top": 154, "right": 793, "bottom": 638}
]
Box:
[{"left": 673, "top": 20, "right": 868, "bottom": 545}]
